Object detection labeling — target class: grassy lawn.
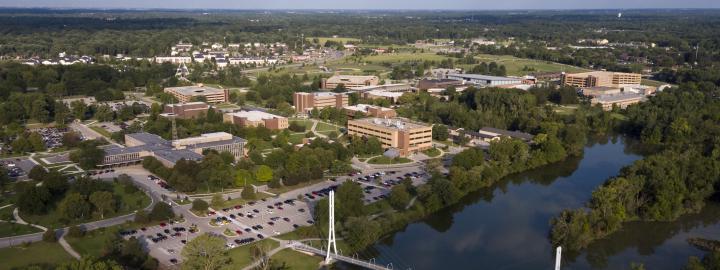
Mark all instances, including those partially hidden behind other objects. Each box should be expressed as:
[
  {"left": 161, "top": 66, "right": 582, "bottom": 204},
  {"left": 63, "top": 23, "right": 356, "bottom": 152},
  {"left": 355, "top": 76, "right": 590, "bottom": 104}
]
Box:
[
  {"left": 422, "top": 147, "right": 442, "bottom": 158},
  {"left": 553, "top": 105, "right": 579, "bottom": 115},
  {"left": 288, "top": 133, "right": 308, "bottom": 145},
  {"left": 89, "top": 125, "right": 112, "bottom": 138},
  {"left": 642, "top": 79, "right": 670, "bottom": 87},
  {"left": 289, "top": 119, "right": 314, "bottom": 130},
  {"left": 22, "top": 182, "right": 151, "bottom": 229},
  {"left": 223, "top": 239, "right": 279, "bottom": 269},
  {"left": 325, "top": 52, "right": 589, "bottom": 77},
  {"left": 270, "top": 249, "right": 322, "bottom": 269},
  {"left": 307, "top": 37, "right": 361, "bottom": 44},
  {"left": 66, "top": 225, "right": 126, "bottom": 258},
  {"left": 473, "top": 54, "right": 589, "bottom": 76},
  {"left": 314, "top": 121, "right": 341, "bottom": 132},
  {"left": 0, "top": 242, "right": 73, "bottom": 270},
  {"left": 0, "top": 222, "right": 42, "bottom": 237},
  {"left": 362, "top": 52, "right": 449, "bottom": 63},
  {"left": 367, "top": 156, "right": 413, "bottom": 165}
]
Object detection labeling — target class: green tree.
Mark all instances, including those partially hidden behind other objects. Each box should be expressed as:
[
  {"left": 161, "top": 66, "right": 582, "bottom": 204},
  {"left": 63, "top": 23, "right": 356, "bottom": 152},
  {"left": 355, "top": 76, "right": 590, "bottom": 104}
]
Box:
[
  {"left": 335, "top": 181, "right": 365, "bottom": 221},
  {"left": 181, "top": 233, "right": 230, "bottom": 270},
  {"left": 343, "top": 217, "right": 381, "bottom": 251},
  {"left": 255, "top": 165, "right": 273, "bottom": 182},
  {"left": 234, "top": 169, "right": 254, "bottom": 187},
  {"left": 241, "top": 185, "right": 256, "bottom": 200},
  {"left": 28, "top": 165, "right": 48, "bottom": 181},
  {"left": 210, "top": 194, "right": 224, "bottom": 209},
  {"left": 58, "top": 193, "right": 92, "bottom": 220},
  {"left": 389, "top": 184, "right": 411, "bottom": 210},
  {"left": 192, "top": 199, "right": 209, "bottom": 212},
  {"left": 148, "top": 203, "right": 174, "bottom": 221},
  {"left": 432, "top": 125, "right": 449, "bottom": 141},
  {"left": 28, "top": 132, "right": 46, "bottom": 152},
  {"left": 89, "top": 191, "right": 115, "bottom": 218}
]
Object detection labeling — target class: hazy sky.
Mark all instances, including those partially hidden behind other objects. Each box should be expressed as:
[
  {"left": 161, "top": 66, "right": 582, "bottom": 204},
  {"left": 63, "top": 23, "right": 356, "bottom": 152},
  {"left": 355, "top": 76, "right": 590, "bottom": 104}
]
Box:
[{"left": 1, "top": 0, "right": 718, "bottom": 10}]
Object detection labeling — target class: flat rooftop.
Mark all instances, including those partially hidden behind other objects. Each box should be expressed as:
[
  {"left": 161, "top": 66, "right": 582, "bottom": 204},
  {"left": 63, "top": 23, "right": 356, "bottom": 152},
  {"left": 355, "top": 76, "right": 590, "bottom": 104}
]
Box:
[
  {"left": 595, "top": 93, "right": 646, "bottom": 102},
  {"left": 365, "top": 90, "right": 405, "bottom": 98},
  {"left": 165, "top": 86, "right": 225, "bottom": 96},
  {"left": 344, "top": 104, "right": 394, "bottom": 112},
  {"left": 350, "top": 83, "right": 411, "bottom": 91},
  {"left": 228, "top": 110, "right": 285, "bottom": 121},
  {"left": 449, "top": 74, "right": 522, "bottom": 81},
  {"left": 126, "top": 132, "right": 170, "bottom": 146},
  {"left": 350, "top": 117, "right": 430, "bottom": 130}
]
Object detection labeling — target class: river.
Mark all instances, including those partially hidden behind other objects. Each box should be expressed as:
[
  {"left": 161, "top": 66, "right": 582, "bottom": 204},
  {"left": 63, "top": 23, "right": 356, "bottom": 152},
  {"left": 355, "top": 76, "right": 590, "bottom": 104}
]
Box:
[{"left": 352, "top": 136, "right": 720, "bottom": 270}]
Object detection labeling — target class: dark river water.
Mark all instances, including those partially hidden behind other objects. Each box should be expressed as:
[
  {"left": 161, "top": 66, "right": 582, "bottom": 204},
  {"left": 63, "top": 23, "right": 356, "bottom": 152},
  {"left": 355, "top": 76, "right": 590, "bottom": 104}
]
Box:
[{"left": 351, "top": 136, "right": 720, "bottom": 270}]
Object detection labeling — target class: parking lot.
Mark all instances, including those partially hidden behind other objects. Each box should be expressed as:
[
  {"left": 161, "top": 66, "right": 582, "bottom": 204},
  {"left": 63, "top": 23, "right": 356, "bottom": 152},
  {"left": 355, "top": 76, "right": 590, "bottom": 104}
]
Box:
[
  {"left": 121, "top": 220, "right": 195, "bottom": 266},
  {"left": 117, "top": 165, "right": 430, "bottom": 267},
  {"left": 0, "top": 157, "right": 38, "bottom": 178}
]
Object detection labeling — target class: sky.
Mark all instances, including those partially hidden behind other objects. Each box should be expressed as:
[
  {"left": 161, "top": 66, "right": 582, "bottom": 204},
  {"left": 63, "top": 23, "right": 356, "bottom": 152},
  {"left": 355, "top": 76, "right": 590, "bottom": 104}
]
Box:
[{"left": 0, "top": 0, "right": 718, "bottom": 10}]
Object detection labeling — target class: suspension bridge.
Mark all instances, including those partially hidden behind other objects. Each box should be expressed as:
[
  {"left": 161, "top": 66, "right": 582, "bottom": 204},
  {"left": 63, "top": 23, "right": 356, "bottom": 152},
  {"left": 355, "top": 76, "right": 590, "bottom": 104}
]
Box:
[{"left": 290, "top": 242, "right": 394, "bottom": 270}]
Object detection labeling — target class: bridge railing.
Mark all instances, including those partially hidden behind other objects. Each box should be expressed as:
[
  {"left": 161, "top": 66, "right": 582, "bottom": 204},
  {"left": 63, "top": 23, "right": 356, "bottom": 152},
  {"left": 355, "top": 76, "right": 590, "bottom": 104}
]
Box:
[{"left": 291, "top": 243, "right": 391, "bottom": 270}]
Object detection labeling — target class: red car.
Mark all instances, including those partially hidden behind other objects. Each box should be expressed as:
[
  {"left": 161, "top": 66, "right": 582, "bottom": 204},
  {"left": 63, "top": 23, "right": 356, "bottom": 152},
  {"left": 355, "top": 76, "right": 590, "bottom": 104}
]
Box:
[
  {"left": 235, "top": 230, "right": 243, "bottom": 235},
  {"left": 159, "top": 223, "right": 167, "bottom": 227}
]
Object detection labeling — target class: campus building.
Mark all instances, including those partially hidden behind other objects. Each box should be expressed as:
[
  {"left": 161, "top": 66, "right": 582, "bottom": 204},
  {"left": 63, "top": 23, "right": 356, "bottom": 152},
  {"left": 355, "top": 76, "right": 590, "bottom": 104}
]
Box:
[
  {"left": 164, "top": 85, "right": 229, "bottom": 104},
  {"left": 446, "top": 74, "right": 524, "bottom": 87},
  {"left": 321, "top": 75, "right": 380, "bottom": 89},
  {"left": 417, "top": 79, "right": 465, "bottom": 90},
  {"left": 102, "top": 132, "right": 245, "bottom": 167},
  {"left": 160, "top": 102, "right": 210, "bottom": 119},
  {"left": 561, "top": 71, "right": 641, "bottom": 88},
  {"left": 343, "top": 104, "right": 397, "bottom": 118},
  {"left": 348, "top": 83, "right": 413, "bottom": 93},
  {"left": 347, "top": 117, "right": 433, "bottom": 156},
  {"left": 591, "top": 93, "right": 647, "bottom": 111},
  {"left": 293, "top": 92, "right": 349, "bottom": 113},
  {"left": 223, "top": 110, "right": 289, "bottom": 130}
]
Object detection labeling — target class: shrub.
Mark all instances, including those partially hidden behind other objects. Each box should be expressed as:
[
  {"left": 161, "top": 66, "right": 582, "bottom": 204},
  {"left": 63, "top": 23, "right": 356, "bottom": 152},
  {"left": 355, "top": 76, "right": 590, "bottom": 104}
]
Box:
[
  {"left": 42, "top": 228, "right": 57, "bottom": 242},
  {"left": 67, "top": 226, "right": 85, "bottom": 238},
  {"left": 191, "top": 199, "right": 209, "bottom": 212}
]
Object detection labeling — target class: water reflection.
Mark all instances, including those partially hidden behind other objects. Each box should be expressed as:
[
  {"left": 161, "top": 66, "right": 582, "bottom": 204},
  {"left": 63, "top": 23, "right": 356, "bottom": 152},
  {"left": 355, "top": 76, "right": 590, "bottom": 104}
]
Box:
[{"left": 355, "top": 137, "right": 651, "bottom": 270}]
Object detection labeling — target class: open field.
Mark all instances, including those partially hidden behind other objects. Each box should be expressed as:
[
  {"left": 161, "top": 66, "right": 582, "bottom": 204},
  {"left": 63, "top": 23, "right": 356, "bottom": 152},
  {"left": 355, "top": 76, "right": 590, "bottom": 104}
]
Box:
[
  {"left": 66, "top": 226, "right": 124, "bottom": 258},
  {"left": 307, "top": 37, "right": 361, "bottom": 44},
  {"left": 0, "top": 242, "right": 73, "bottom": 270},
  {"left": 306, "top": 52, "right": 590, "bottom": 77},
  {"left": 0, "top": 222, "right": 42, "bottom": 238},
  {"left": 270, "top": 249, "right": 323, "bottom": 269},
  {"left": 223, "top": 239, "right": 279, "bottom": 269}
]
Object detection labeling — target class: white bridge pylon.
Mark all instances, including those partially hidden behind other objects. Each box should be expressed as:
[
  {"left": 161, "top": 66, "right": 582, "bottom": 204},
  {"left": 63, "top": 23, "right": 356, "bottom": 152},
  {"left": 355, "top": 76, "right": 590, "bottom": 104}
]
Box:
[{"left": 325, "top": 190, "right": 338, "bottom": 264}]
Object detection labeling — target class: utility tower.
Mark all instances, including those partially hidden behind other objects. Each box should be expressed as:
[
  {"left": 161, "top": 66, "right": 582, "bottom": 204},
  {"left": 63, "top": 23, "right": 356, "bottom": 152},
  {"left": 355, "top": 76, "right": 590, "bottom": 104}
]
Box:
[{"left": 325, "top": 190, "right": 338, "bottom": 264}]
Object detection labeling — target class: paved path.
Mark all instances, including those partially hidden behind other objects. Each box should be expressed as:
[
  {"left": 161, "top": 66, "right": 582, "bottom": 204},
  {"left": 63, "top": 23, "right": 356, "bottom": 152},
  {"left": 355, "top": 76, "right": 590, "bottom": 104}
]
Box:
[
  {"left": 59, "top": 232, "right": 82, "bottom": 259},
  {"left": 13, "top": 208, "right": 47, "bottom": 231}
]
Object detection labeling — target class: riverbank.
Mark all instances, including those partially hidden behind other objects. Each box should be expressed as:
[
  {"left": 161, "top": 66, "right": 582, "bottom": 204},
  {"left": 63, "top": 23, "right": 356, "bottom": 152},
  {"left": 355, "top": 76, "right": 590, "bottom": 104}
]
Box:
[{"left": 349, "top": 137, "right": 648, "bottom": 269}]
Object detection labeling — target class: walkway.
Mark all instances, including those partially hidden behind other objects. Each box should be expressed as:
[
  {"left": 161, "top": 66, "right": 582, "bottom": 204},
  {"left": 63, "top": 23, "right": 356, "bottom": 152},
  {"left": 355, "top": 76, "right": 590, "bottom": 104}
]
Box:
[{"left": 290, "top": 242, "right": 393, "bottom": 270}]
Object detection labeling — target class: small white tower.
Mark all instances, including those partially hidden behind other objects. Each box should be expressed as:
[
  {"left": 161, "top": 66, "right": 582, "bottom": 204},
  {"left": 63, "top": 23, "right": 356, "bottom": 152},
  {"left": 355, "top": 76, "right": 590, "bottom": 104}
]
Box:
[{"left": 618, "top": 13, "right": 622, "bottom": 18}]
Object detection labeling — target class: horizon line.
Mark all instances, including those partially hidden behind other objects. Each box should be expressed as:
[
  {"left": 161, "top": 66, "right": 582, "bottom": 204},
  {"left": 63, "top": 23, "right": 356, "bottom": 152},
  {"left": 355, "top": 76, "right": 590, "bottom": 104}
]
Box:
[{"left": 0, "top": 7, "right": 719, "bottom": 11}]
